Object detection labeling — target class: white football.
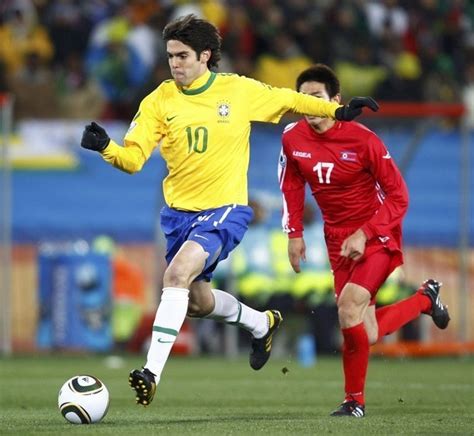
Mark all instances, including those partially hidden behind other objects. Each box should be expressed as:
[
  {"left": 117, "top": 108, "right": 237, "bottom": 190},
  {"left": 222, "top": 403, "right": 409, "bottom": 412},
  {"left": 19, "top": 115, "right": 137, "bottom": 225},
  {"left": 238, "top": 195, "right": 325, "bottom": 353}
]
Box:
[{"left": 58, "top": 375, "right": 109, "bottom": 424}]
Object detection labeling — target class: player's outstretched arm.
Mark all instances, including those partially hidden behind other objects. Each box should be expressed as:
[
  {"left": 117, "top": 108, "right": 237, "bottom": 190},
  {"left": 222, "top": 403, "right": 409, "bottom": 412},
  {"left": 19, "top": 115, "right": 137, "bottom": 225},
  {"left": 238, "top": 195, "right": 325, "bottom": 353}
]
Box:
[
  {"left": 335, "top": 97, "right": 379, "bottom": 121},
  {"left": 80, "top": 120, "right": 150, "bottom": 174},
  {"left": 81, "top": 122, "right": 110, "bottom": 152}
]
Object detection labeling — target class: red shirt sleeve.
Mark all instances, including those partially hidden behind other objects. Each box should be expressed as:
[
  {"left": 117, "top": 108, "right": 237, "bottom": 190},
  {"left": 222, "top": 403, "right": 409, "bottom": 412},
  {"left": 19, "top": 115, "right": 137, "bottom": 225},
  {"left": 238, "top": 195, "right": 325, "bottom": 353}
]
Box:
[
  {"left": 360, "top": 133, "right": 409, "bottom": 239},
  {"left": 279, "top": 137, "right": 306, "bottom": 238}
]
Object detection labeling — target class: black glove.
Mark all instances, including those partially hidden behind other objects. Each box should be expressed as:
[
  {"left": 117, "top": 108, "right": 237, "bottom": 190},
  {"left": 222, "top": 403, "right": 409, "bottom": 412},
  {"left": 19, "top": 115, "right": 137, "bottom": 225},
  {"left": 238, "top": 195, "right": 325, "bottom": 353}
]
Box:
[
  {"left": 81, "top": 122, "right": 110, "bottom": 152},
  {"left": 335, "top": 97, "right": 379, "bottom": 121}
]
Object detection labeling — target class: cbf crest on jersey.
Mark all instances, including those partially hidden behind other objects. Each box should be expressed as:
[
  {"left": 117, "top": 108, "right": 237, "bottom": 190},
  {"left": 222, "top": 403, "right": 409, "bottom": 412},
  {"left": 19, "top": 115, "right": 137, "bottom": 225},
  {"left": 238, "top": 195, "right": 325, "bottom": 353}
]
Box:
[{"left": 217, "top": 100, "right": 231, "bottom": 123}]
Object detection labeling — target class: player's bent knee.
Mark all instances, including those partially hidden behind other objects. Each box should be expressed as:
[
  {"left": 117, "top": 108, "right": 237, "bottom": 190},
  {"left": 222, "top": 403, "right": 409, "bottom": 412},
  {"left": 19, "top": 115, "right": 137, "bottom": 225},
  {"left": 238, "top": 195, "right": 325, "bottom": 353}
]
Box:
[
  {"left": 163, "top": 267, "right": 191, "bottom": 289},
  {"left": 337, "top": 303, "right": 362, "bottom": 327}
]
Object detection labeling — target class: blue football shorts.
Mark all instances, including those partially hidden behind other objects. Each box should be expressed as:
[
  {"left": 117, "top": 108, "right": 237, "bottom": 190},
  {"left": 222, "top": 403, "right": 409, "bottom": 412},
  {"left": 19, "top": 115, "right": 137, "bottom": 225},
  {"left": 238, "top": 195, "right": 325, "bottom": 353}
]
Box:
[{"left": 160, "top": 204, "right": 253, "bottom": 282}]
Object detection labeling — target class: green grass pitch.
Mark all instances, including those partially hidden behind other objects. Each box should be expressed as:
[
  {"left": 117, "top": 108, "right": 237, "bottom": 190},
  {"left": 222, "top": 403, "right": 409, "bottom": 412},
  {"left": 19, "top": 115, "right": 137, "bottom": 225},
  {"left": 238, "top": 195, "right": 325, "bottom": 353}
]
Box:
[{"left": 1, "top": 354, "right": 472, "bottom": 434}]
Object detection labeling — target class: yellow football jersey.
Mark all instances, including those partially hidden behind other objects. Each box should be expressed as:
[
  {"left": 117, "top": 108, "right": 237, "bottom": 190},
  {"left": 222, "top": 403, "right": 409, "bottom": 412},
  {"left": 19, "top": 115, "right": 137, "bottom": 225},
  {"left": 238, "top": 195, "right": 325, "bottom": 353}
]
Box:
[{"left": 101, "top": 70, "right": 341, "bottom": 211}]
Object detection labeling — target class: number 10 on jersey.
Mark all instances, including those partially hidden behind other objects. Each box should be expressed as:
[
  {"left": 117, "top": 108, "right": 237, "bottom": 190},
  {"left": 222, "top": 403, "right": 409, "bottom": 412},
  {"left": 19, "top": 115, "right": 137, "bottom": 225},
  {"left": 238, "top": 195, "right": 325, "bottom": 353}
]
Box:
[{"left": 186, "top": 126, "right": 208, "bottom": 154}]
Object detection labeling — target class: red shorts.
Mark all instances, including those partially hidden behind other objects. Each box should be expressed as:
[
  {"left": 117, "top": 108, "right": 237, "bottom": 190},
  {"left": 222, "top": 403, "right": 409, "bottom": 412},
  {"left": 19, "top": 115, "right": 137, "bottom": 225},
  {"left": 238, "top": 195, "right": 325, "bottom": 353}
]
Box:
[{"left": 325, "top": 225, "right": 404, "bottom": 304}]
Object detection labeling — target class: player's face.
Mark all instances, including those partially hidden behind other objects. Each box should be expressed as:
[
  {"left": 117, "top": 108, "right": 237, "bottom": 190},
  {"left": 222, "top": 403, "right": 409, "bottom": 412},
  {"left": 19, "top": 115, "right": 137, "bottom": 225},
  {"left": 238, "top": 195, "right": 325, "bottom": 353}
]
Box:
[
  {"left": 167, "top": 40, "right": 210, "bottom": 86},
  {"left": 299, "top": 81, "right": 340, "bottom": 128}
]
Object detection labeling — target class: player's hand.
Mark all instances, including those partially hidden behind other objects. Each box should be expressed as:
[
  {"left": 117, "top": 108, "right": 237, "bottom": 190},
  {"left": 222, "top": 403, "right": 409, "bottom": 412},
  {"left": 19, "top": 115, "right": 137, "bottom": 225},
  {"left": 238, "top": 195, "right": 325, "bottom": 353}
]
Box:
[
  {"left": 81, "top": 122, "right": 110, "bottom": 152},
  {"left": 335, "top": 97, "right": 379, "bottom": 121},
  {"left": 340, "top": 229, "right": 368, "bottom": 261},
  {"left": 288, "top": 237, "right": 306, "bottom": 273}
]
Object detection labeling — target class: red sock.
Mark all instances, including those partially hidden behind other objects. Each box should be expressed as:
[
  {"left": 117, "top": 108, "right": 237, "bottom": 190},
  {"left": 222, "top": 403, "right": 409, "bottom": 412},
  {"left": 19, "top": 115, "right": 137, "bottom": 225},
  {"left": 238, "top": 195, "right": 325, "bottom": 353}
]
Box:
[
  {"left": 341, "top": 323, "right": 369, "bottom": 405},
  {"left": 376, "top": 292, "right": 431, "bottom": 340}
]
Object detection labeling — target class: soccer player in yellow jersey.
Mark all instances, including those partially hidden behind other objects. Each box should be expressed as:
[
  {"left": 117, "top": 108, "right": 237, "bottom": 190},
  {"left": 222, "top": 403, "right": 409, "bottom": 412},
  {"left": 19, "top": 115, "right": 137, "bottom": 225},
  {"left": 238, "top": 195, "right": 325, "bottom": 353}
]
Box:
[{"left": 80, "top": 14, "right": 378, "bottom": 407}]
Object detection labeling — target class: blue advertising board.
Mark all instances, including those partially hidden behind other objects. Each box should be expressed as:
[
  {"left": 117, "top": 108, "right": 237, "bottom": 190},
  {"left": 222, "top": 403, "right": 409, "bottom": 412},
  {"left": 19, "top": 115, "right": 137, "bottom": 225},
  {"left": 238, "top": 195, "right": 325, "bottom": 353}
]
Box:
[{"left": 37, "top": 248, "right": 112, "bottom": 351}]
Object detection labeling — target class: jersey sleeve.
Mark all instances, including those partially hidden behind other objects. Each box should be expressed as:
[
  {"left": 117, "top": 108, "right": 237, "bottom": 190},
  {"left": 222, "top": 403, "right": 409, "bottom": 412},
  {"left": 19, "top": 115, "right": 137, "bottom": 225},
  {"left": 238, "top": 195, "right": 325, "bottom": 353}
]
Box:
[
  {"left": 242, "top": 77, "right": 341, "bottom": 123},
  {"left": 360, "top": 133, "right": 409, "bottom": 239},
  {"left": 101, "top": 89, "right": 165, "bottom": 173},
  {"left": 279, "top": 134, "right": 306, "bottom": 238}
]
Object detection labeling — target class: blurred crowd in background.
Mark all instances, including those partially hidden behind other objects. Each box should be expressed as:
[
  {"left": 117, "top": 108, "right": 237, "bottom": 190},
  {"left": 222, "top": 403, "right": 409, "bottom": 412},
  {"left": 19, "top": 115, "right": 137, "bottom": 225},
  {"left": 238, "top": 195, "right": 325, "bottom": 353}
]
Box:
[
  {"left": 2, "top": 0, "right": 468, "bottom": 355},
  {"left": 0, "top": 0, "right": 472, "bottom": 122}
]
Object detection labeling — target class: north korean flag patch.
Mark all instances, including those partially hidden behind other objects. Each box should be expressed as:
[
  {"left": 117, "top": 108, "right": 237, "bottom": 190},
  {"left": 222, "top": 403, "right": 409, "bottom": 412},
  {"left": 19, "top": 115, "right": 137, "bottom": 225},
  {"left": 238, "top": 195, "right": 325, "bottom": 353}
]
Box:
[{"left": 340, "top": 151, "right": 357, "bottom": 162}]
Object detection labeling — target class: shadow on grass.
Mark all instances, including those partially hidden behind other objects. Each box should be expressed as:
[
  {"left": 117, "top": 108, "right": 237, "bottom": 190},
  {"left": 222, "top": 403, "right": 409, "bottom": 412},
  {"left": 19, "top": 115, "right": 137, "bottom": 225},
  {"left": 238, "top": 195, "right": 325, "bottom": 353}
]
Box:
[{"left": 104, "top": 413, "right": 307, "bottom": 426}]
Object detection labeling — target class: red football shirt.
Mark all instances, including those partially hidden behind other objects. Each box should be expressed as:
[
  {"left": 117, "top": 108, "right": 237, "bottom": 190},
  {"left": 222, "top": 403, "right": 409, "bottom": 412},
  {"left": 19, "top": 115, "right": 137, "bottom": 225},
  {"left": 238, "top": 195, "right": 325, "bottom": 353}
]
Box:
[{"left": 279, "top": 119, "right": 409, "bottom": 244}]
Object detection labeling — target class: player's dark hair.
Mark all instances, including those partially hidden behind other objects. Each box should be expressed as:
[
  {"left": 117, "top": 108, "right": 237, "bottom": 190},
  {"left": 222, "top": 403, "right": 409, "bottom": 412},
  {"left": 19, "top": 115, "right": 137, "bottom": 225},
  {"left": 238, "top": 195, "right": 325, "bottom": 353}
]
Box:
[
  {"left": 296, "top": 64, "right": 340, "bottom": 98},
  {"left": 163, "top": 14, "right": 222, "bottom": 70}
]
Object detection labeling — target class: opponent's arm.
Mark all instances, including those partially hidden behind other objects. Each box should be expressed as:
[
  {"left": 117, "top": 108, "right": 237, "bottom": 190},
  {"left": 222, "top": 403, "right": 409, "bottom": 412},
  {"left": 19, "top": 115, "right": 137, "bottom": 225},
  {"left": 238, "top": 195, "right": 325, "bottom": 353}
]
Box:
[
  {"left": 341, "top": 134, "right": 409, "bottom": 260},
  {"left": 279, "top": 142, "right": 307, "bottom": 272},
  {"left": 359, "top": 134, "right": 409, "bottom": 240},
  {"left": 279, "top": 144, "right": 306, "bottom": 236}
]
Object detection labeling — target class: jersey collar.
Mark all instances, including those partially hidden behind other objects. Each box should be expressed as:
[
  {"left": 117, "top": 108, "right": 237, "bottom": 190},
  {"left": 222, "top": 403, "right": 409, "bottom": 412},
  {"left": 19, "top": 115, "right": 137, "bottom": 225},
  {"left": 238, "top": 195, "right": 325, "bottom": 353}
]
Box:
[
  {"left": 304, "top": 118, "right": 342, "bottom": 138},
  {"left": 180, "top": 70, "right": 216, "bottom": 95}
]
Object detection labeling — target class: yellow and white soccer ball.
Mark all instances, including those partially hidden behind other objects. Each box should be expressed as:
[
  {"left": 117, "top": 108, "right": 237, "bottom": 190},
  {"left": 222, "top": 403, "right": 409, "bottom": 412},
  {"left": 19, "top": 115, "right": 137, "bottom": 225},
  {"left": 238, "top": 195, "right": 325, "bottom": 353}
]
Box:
[{"left": 58, "top": 375, "right": 109, "bottom": 424}]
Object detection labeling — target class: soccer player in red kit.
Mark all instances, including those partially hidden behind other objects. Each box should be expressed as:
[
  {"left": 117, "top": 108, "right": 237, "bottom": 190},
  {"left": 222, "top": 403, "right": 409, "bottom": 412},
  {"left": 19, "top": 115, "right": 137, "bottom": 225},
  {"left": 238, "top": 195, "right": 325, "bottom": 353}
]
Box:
[{"left": 278, "top": 64, "right": 450, "bottom": 417}]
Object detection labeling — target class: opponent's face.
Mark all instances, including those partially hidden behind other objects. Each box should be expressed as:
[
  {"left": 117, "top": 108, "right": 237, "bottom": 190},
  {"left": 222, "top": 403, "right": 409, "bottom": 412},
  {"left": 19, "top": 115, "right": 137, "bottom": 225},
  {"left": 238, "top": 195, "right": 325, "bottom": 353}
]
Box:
[
  {"left": 167, "top": 40, "right": 210, "bottom": 86},
  {"left": 299, "top": 81, "right": 340, "bottom": 128}
]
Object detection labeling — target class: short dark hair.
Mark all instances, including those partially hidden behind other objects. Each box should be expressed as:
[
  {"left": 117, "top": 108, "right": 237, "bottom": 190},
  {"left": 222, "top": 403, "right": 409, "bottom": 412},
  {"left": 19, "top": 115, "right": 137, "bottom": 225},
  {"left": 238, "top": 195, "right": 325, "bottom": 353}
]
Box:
[
  {"left": 163, "top": 14, "right": 222, "bottom": 70},
  {"left": 296, "top": 64, "right": 340, "bottom": 98}
]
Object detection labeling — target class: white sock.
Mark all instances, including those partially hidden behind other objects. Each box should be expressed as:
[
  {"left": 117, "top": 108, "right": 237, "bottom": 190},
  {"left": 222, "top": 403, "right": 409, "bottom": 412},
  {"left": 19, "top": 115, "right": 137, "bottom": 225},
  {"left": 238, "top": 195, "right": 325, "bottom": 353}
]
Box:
[
  {"left": 145, "top": 287, "right": 189, "bottom": 383},
  {"left": 206, "top": 289, "right": 268, "bottom": 338}
]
